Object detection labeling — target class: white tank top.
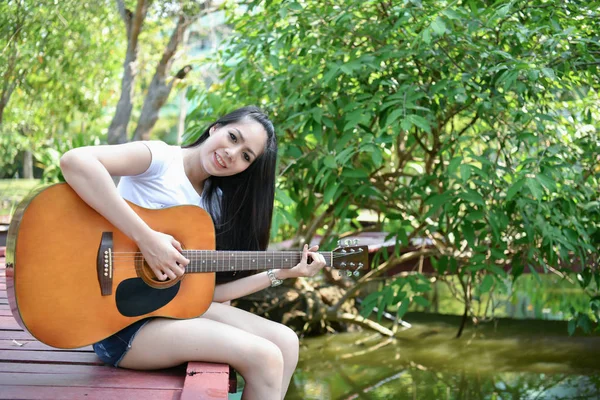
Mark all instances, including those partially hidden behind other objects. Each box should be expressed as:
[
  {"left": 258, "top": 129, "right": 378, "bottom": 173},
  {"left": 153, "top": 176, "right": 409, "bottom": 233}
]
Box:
[{"left": 117, "top": 141, "right": 204, "bottom": 210}]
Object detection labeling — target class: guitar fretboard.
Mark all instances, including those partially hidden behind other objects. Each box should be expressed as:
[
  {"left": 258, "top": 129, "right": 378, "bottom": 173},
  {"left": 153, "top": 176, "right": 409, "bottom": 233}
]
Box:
[{"left": 181, "top": 250, "right": 333, "bottom": 273}]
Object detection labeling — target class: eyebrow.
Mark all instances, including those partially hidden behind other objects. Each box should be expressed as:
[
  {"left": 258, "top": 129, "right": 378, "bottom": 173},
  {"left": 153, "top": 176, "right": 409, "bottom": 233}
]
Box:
[{"left": 232, "top": 127, "right": 257, "bottom": 158}]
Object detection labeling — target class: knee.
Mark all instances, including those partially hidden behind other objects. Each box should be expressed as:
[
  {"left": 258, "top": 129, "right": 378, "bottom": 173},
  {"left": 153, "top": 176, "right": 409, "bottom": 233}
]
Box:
[
  {"left": 249, "top": 338, "right": 285, "bottom": 374},
  {"left": 273, "top": 325, "right": 299, "bottom": 368}
]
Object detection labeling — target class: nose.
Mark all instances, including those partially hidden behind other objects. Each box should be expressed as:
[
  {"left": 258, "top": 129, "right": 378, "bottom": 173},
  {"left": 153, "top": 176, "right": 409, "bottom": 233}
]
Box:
[{"left": 226, "top": 147, "right": 241, "bottom": 163}]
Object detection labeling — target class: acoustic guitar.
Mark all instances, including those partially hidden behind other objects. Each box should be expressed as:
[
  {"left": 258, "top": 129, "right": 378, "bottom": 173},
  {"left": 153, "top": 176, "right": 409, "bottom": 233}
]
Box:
[{"left": 5, "top": 183, "right": 368, "bottom": 349}]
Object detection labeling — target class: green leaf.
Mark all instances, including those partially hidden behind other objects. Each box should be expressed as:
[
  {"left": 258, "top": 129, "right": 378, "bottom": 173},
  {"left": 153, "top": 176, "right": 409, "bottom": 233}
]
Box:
[
  {"left": 479, "top": 274, "right": 494, "bottom": 293},
  {"left": 323, "top": 183, "right": 338, "bottom": 204},
  {"left": 568, "top": 319, "right": 576, "bottom": 336},
  {"left": 407, "top": 114, "right": 431, "bottom": 133},
  {"left": 466, "top": 209, "right": 485, "bottom": 222},
  {"left": 463, "top": 223, "right": 475, "bottom": 247},
  {"left": 323, "top": 155, "right": 337, "bottom": 168},
  {"left": 431, "top": 17, "right": 447, "bottom": 36},
  {"left": 341, "top": 169, "right": 369, "bottom": 178},
  {"left": 460, "top": 164, "right": 472, "bottom": 181},
  {"left": 413, "top": 296, "right": 431, "bottom": 307},
  {"left": 385, "top": 108, "right": 405, "bottom": 129},
  {"left": 541, "top": 67, "right": 555, "bottom": 80},
  {"left": 448, "top": 157, "right": 462, "bottom": 176},
  {"left": 422, "top": 27, "right": 431, "bottom": 44},
  {"left": 526, "top": 177, "right": 544, "bottom": 200},
  {"left": 506, "top": 178, "right": 526, "bottom": 201},
  {"left": 276, "top": 188, "right": 293, "bottom": 207},
  {"left": 459, "top": 190, "right": 485, "bottom": 206},
  {"left": 396, "top": 300, "right": 410, "bottom": 319},
  {"left": 536, "top": 173, "right": 556, "bottom": 191}
]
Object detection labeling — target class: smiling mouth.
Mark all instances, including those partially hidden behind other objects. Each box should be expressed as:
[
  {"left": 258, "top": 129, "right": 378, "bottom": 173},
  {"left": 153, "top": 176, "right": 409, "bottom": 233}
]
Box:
[{"left": 215, "top": 153, "right": 227, "bottom": 168}]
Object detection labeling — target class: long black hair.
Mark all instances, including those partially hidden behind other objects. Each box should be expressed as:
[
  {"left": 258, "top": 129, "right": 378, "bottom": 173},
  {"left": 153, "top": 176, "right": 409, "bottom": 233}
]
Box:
[{"left": 184, "top": 106, "right": 277, "bottom": 283}]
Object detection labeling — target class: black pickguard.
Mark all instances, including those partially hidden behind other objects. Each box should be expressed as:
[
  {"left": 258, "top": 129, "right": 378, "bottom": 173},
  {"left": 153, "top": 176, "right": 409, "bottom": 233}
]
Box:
[{"left": 115, "top": 278, "right": 180, "bottom": 317}]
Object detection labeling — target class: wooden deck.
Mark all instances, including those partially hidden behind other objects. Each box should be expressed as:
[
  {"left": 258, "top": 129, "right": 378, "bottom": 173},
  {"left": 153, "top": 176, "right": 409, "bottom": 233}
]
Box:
[{"left": 0, "top": 247, "right": 236, "bottom": 400}]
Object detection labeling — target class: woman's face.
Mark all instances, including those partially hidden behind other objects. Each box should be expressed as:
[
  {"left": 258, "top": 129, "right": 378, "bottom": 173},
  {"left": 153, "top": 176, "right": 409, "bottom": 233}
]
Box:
[{"left": 201, "top": 118, "right": 268, "bottom": 177}]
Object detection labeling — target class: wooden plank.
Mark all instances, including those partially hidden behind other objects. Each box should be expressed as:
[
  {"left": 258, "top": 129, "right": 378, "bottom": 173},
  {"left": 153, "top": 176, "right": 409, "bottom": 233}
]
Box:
[
  {"left": 0, "top": 386, "right": 181, "bottom": 400},
  {"left": 181, "top": 362, "right": 230, "bottom": 400},
  {"left": 0, "top": 339, "right": 93, "bottom": 351},
  {"left": 0, "top": 371, "right": 185, "bottom": 389},
  {"left": 0, "top": 362, "right": 185, "bottom": 375},
  {"left": 0, "top": 315, "right": 21, "bottom": 330},
  {"left": 0, "top": 330, "right": 35, "bottom": 340},
  {"left": 0, "top": 349, "right": 103, "bottom": 364}
]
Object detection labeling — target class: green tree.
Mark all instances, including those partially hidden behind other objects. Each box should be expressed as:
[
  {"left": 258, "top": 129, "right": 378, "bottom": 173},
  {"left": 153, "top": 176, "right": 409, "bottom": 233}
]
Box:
[
  {"left": 0, "top": 0, "right": 122, "bottom": 178},
  {"left": 187, "top": 0, "right": 600, "bottom": 335}
]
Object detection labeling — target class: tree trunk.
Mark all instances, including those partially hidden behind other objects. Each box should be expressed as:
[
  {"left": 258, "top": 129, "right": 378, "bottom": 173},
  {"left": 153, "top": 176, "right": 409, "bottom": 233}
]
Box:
[
  {"left": 132, "top": 15, "right": 193, "bottom": 142},
  {"left": 22, "top": 150, "right": 33, "bottom": 179},
  {"left": 107, "top": 0, "right": 149, "bottom": 145},
  {"left": 177, "top": 88, "right": 188, "bottom": 145}
]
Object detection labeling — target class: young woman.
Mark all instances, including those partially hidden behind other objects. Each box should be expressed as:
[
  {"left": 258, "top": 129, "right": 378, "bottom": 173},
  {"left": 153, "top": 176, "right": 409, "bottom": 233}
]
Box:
[{"left": 59, "top": 106, "right": 326, "bottom": 400}]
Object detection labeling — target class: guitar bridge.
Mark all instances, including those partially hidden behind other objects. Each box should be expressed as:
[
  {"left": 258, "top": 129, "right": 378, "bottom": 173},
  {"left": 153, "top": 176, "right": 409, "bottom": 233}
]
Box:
[{"left": 96, "top": 232, "right": 113, "bottom": 296}]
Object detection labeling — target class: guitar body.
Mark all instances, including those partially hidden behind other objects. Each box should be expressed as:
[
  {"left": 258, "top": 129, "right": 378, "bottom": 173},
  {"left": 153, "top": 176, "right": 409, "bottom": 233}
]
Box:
[{"left": 6, "top": 183, "right": 216, "bottom": 349}]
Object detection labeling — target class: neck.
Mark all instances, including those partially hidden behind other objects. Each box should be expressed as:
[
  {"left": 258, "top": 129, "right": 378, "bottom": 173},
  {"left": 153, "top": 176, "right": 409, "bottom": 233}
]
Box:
[{"left": 182, "top": 146, "right": 209, "bottom": 196}]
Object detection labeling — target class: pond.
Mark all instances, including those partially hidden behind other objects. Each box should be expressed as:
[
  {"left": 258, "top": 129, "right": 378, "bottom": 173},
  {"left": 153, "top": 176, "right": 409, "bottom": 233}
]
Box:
[{"left": 285, "top": 312, "right": 600, "bottom": 399}]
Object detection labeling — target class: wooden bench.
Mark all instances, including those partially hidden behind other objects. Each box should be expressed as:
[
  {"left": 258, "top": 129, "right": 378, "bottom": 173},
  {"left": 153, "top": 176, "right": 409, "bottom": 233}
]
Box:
[{"left": 0, "top": 246, "right": 237, "bottom": 400}]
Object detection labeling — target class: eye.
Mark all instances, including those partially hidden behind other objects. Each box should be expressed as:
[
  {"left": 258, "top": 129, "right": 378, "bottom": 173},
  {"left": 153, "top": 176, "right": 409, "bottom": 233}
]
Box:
[
  {"left": 243, "top": 152, "right": 251, "bottom": 162},
  {"left": 229, "top": 132, "right": 237, "bottom": 142}
]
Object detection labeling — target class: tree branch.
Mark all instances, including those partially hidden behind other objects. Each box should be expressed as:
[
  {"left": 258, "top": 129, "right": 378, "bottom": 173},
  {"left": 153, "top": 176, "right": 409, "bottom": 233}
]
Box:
[{"left": 331, "top": 249, "right": 437, "bottom": 313}]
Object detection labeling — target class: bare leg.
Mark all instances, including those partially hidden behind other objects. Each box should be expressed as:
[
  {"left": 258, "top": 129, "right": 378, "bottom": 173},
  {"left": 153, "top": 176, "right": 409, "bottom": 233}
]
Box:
[
  {"left": 200, "top": 302, "right": 300, "bottom": 398},
  {"left": 118, "top": 314, "right": 285, "bottom": 400}
]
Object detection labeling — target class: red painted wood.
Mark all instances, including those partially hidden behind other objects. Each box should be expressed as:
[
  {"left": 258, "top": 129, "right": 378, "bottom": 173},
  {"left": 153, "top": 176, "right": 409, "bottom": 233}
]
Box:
[
  {"left": 0, "top": 386, "right": 181, "bottom": 400},
  {"left": 0, "top": 349, "right": 104, "bottom": 364},
  {"left": 0, "top": 330, "right": 35, "bottom": 340},
  {"left": 181, "top": 362, "right": 230, "bottom": 400},
  {"left": 0, "top": 371, "right": 185, "bottom": 389},
  {"left": 0, "top": 339, "right": 93, "bottom": 351},
  {"left": 0, "top": 362, "right": 185, "bottom": 375},
  {"left": 0, "top": 315, "right": 23, "bottom": 329},
  {"left": 0, "top": 251, "right": 234, "bottom": 398}
]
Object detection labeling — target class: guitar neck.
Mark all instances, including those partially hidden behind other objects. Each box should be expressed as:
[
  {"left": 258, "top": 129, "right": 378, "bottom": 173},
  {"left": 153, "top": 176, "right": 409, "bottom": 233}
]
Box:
[{"left": 181, "top": 250, "right": 333, "bottom": 273}]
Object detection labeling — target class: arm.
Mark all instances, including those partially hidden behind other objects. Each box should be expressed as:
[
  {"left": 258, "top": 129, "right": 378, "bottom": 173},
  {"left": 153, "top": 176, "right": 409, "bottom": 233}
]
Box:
[
  {"left": 60, "top": 143, "right": 189, "bottom": 280},
  {"left": 213, "top": 244, "right": 326, "bottom": 303}
]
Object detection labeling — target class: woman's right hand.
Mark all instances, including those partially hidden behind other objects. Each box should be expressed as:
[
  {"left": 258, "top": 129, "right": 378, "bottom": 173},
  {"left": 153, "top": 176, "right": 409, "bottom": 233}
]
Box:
[{"left": 136, "top": 230, "right": 190, "bottom": 281}]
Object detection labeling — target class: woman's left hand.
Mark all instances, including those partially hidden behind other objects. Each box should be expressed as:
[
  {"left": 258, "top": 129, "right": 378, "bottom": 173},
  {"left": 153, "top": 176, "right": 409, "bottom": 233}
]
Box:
[{"left": 282, "top": 244, "right": 327, "bottom": 279}]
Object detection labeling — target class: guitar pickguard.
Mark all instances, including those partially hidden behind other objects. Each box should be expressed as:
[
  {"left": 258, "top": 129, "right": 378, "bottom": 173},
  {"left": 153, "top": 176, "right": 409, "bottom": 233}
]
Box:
[{"left": 115, "top": 278, "right": 181, "bottom": 317}]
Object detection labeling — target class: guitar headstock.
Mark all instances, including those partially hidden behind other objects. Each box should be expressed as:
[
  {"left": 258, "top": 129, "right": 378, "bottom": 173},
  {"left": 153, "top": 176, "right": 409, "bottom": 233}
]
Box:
[{"left": 331, "top": 239, "right": 369, "bottom": 277}]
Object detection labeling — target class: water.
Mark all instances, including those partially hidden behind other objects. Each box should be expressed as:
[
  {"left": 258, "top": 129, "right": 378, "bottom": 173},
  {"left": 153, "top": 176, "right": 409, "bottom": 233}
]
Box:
[{"left": 285, "top": 313, "right": 600, "bottom": 400}]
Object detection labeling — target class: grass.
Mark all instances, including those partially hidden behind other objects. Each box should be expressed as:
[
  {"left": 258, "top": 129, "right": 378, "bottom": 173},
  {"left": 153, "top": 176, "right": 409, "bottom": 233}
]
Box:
[{"left": 0, "top": 179, "right": 43, "bottom": 216}]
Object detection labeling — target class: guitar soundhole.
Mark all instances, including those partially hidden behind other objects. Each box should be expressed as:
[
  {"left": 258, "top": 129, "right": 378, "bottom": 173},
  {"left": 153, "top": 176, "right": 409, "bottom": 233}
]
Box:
[{"left": 116, "top": 278, "right": 181, "bottom": 317}]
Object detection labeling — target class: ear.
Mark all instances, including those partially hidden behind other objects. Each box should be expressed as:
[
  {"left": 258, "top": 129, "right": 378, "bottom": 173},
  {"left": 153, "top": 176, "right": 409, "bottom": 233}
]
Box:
[{"left": 209, "top": 124, "right": 220, "bottom": 135}]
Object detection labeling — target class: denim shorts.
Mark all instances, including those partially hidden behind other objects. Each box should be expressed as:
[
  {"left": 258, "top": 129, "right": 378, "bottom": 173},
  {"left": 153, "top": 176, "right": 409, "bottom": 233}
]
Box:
[{"left": 93, "top": 318, "right": 153, "bottom": 367}]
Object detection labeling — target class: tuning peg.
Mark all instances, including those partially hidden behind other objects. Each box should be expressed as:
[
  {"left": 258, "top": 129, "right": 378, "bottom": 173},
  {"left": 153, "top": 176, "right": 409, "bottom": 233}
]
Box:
[
  {"left": 346, "top": 271, "right": 353, "bottom": 277},
  {"left": 353, "top": 239, "right": 359, "bottom": 245},
  {"left": 353, "top": 271, "right": 360, "bottom": 276},
  {"left": 337, "top": 240, "right": 341, "bottom": 246},
  {"left": 345, "top": 239, "right": 352, "bottom": 246},
  {"left": 357, "top": 262, "right": 363, "bottom": 270},
  {"left": 340, "top": 262, "right": 346, "bottom": 268}
]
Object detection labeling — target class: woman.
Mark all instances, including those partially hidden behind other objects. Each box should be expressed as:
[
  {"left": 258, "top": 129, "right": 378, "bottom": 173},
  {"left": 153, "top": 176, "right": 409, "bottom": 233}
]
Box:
[{"left": 60, "top": 106, "right": 326, "bottom": 400}]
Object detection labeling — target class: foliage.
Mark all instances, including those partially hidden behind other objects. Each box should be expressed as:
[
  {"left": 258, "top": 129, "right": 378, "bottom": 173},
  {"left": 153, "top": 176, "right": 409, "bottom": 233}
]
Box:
[
  {"left": 186, "top": 0, "right": 600, "bottom": 334},
  {"left": 0, "top": 0, "right": 123, "bottom": 178}
]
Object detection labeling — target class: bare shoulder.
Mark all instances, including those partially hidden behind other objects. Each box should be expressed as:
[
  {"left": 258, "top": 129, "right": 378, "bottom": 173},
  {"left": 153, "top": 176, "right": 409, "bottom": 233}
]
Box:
[{"left": 62, "top": 142, "right": 153, "bottom": 177}]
